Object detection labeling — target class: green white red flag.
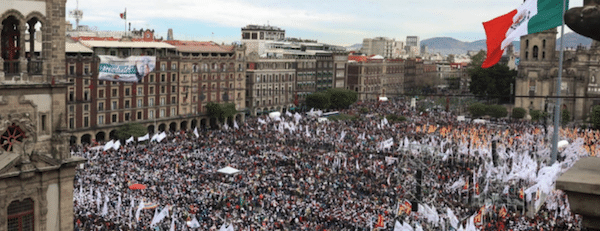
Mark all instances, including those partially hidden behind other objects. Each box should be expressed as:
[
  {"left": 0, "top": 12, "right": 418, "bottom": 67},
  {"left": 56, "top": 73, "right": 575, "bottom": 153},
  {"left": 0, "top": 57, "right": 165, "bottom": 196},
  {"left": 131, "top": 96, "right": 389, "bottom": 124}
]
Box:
[{"left": 481, "top": 0, "right": 568, "bottom": 68}]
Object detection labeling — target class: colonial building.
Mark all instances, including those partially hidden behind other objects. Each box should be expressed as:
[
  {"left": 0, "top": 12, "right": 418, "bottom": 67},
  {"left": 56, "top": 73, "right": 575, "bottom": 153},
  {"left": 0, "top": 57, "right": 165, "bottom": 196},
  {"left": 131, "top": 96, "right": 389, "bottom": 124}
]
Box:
[
  {"left": 245, "top": 54, "right": 296, "bottom": 115},
  {"left": 63, "top": 36, "right": 247, "bottom": 144},
  {"left": 240, "top": 24, "right": 348, "bottom": 114},
  {"left": 347, "top": 55, "right": 405, "bottom": 101},
  {"left": 1, "top": 0, "right": 85, "bottom": 230},
  {"left": 163, "top": 40, "right": 246, "bottom": 128},
  {"left": 515, "top": 28, "right": 600, "bottom": 122}
]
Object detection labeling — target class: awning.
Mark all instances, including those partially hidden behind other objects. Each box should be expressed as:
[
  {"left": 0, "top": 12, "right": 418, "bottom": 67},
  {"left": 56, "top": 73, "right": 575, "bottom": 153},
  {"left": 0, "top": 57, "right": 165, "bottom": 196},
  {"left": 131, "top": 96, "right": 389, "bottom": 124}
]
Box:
[{"left": 217, "top": 166, "right": 241, "bottom": 175}]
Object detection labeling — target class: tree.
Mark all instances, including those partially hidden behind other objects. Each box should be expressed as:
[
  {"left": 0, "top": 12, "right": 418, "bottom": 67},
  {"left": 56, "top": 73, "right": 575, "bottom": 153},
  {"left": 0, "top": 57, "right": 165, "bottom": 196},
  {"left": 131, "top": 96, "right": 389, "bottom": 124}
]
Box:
[
  {"left": 487, "top": 105, "right": 508, "bottom": 118},
  {"left": 305, "top": 92, "right": 331, "bottom": 109},
  {"left": 386, "top": 114, "right": 407, "bottom": 122},
  {"left": 206, "top": 102, "right": 237, "bottom": 122},
  {"left": 530, "top": 110, "right": 544, "bottom": 121},
  {"left": 511, "top": 107, "right": 526, "bottom": 119},
  {"left": 468, "top": 50, "right": 516, "bottom": 104},
  {"left": 561, "top": 109, "right": 571, "bottom": 126},
  {"left": 115, "top": 123, "right": 146, "bottom": 140},
  {"left": 591, "top": 105, "right": 600, "bottom": 129},
  {"left": 468, "top": 103, "right": 487, "bottom": 118},
  {"left": 327, "top": 88, "right": 358, "bottom": 109}
]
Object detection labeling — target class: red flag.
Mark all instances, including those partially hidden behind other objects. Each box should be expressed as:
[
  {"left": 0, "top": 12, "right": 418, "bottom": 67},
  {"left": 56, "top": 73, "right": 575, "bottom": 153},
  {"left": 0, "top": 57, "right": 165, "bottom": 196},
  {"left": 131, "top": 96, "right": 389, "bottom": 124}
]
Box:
[
  {"left": 499, "top": 205, "right": 508, "bottom": 218},
  {"left": 374, "top": 214, "right": 385, "bottom": 228},
  {"left": 475, "top": 182, "right": 480, "bottom": 195},
  {"left": 481, "top": 10, "right": 518, "bottom": 68},
  {"left": 474, "top": 211, "right": 483, "bottom": 225},
  {"left": 120, "top": 9, "right": 126, "bottom": 20},
  {"left": 519, "top": 188, "right": 524, "bottom": 200}
]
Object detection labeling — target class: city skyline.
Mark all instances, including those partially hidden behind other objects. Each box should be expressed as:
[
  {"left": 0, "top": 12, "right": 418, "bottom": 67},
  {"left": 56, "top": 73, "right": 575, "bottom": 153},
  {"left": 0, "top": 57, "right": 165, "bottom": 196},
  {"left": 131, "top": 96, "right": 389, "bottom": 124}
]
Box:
[{"left": 66, "top": 0, "right": 579, "bottom": 46}]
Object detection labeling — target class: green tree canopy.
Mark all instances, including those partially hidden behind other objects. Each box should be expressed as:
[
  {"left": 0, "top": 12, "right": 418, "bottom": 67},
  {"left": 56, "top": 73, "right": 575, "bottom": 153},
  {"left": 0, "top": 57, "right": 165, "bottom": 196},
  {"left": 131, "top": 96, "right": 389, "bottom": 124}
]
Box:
[
  {"left": 206, "top": 102, "right": 237, "bottom": 122},
  {"left": 115, "top": 123, "right": 147, "bottom": 140},
  {"left": 305, "top": 92, "right": 331, "bottom": 109},
  {"left": 530, "top": 110, "right": 545, "bottom": 121},
  {"left": 561, "top": 109, "right": 571, "bottom": 126},
  {"left": 591, "top": 105, "right": 600, "bottom": 129},
  {"left": 468, "top": 51, "right": 516, "bottom": 104},
  {"left": 511, "top": 107, "right": 527, "bottom": 119},
  {"left": 327, "top": 88, "right": 358, "bottom": 109},
  {"left": 468, "top": 103, "right": 487, "bottom": 118},
  {"left": 487, "top": 105, "right": 508, "bottom": 118}
]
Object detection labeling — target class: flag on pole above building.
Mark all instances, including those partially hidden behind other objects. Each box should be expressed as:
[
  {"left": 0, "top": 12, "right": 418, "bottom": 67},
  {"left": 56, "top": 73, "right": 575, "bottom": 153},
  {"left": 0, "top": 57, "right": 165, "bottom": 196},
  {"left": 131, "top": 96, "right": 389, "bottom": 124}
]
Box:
[
  {"left": 481, "top": 0, "right": 568, "bottom": 68},
  {"left": 120, "top": 9, "right": 126, "bottom": 20}
]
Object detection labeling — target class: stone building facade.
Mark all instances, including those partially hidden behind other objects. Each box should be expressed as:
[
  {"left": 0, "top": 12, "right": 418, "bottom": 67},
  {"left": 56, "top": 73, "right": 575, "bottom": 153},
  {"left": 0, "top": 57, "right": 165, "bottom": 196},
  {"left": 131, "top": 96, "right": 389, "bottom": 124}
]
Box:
[
  {"left": 515, "top": 28, "right": 600, "bottom": 122},
  {"left": 0, "top": 1, "right": 85, "bottom": 231}
]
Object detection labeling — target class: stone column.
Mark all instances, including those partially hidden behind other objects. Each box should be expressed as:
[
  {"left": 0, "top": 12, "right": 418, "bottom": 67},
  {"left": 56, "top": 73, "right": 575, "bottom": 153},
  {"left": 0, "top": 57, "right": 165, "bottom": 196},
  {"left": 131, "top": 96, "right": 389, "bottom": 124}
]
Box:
[
  {"left": 19, "top": 25, "right": 28, "bottom": 79},
  {"left": 0, "top": 24, "right": 4, "bottom": 82}
]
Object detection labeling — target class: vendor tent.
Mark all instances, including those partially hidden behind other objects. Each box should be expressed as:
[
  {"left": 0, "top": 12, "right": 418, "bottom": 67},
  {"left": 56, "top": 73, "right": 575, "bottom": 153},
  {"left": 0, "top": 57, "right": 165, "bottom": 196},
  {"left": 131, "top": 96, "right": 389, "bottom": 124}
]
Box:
[{"left": 217, "top": 166, "right": 241, "bottom": 175}]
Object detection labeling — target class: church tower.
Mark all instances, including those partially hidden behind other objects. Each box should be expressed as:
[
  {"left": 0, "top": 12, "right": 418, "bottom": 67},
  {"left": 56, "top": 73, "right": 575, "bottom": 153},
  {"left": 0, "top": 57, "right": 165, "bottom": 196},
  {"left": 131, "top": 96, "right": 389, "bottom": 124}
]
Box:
[
  {"left": 0, "top": 0, "right": 85, "bottom": 230},
  {"left": 515, "top": 28, "right": 560, "bottom": 118}
]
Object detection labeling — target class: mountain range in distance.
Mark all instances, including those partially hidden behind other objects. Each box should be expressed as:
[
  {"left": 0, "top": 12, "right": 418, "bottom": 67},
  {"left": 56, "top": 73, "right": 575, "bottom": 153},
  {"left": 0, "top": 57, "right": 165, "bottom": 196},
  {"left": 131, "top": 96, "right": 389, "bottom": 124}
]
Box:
[{"left": 346, "top": 32, "right": 593, "bottom": 56}]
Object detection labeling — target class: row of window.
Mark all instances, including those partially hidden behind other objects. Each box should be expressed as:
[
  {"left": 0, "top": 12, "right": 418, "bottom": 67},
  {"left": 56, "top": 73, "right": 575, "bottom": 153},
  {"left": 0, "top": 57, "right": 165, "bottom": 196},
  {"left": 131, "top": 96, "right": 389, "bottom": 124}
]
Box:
[
  {"left": 97, "top": 96, "right": 178, "bottom": 111},
  {"left": 254, "top": 87, "right": 293, "bottom": 97},
  {"left": 254, "top": 74, "right": 294, "bottom": 83},
  {"left": 67, "top": 63, "right": 92, "bottom": 76}
]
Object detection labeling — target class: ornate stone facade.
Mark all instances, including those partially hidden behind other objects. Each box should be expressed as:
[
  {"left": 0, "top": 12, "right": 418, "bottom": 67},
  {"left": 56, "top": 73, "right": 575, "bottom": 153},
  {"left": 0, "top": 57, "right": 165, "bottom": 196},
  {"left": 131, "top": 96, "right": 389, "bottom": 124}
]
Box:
[
  {"left": 0, "top": 1, "right": 84, "bottom": 231},
  {"left": 515, "top": 28, "right": 600, "bottom": 122}
]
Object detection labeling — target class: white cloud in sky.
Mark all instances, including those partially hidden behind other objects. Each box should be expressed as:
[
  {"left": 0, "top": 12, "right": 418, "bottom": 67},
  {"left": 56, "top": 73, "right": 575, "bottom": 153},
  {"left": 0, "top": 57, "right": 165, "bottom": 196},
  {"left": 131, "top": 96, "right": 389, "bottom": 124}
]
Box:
[{"left": 66, "top": 0, "right": 579, "bottom": 45}]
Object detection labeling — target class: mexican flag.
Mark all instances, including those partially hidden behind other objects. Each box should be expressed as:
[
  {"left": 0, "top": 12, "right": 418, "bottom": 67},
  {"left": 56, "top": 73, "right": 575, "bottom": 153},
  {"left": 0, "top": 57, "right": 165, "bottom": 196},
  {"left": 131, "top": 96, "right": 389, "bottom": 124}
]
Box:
[{"left": 481, "top": 0, "right": 568, "bottom": 68}]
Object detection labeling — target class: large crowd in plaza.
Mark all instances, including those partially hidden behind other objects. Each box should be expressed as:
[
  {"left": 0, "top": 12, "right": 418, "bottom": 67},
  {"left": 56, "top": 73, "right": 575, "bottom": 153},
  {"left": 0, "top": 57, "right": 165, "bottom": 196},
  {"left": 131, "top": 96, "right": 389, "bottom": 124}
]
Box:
[{"left": 71, "top": 97, "right": 600, "bottom": 231}]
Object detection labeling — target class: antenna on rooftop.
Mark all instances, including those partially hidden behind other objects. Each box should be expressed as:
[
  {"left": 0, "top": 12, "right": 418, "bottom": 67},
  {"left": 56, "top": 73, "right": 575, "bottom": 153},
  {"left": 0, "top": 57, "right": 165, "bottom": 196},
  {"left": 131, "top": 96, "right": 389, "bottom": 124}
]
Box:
[{"left": 69, "top": 0, "right": 83, "bottom": 30}]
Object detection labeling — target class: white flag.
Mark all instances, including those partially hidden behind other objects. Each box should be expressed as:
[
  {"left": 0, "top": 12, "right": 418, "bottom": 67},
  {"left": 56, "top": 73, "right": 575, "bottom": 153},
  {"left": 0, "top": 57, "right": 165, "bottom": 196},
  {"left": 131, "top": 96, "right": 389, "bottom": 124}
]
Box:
[
  {"left": 135, "top": 199, "right": 144, "bottom": 221},
  {"left": 150, "top": 133, "right": 159, "bottom": 142},
  {"left": 193, "top": 127, "right": 200, "bottom": 138},
  {"left": 113, "top": 140, "right": 121, "bottom": 150},
  {"left": 151, "top": 206, "right": 170, "bottom": 227},
  {"left": 156, "top": 132, "right": 167, "bottom": 142},
  {"left": 169, "top": 212, "right": 176, "bottom": 231},
  {"left": 138, "top": 133, "right": 150, "bottom": 142},
  {"left": 103, "top": 140, "right": 115, "bottom": 151},
  {"left": 126, "top": 136, "right": 134, "bottom": 144},
  {"left": 96, "top": 190, "right": 102, "bottom": 211},
  {"left": 234, "top": 120, "right": 239, "bottom": 129},
  {"left": 186, "top": 217, "right": 200, "bottom": 228},
  {"left": 101, "top": 195, "right": 109, "bottom": 216}
]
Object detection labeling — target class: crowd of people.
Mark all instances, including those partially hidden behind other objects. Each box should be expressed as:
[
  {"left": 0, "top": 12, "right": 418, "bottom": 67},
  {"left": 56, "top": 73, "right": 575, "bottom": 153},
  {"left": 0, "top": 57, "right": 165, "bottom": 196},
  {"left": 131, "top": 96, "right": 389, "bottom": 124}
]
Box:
[{"left": 72, "top": 97, "right": 591, "bottom": 230}]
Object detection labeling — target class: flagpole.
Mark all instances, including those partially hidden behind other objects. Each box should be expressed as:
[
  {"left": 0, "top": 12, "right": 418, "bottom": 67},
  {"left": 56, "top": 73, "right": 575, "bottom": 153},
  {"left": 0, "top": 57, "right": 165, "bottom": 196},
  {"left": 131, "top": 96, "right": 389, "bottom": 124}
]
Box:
[
  {"left": 551, "top": 0, "right": 567, "bottom": 164},
  {"left": 124, "top": 8, "right": 127, "bottom": 37}
]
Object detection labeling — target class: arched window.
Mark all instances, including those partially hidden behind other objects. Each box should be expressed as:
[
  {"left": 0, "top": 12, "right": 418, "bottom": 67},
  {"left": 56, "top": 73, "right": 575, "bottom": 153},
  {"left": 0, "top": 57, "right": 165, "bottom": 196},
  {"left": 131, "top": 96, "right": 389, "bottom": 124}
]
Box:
[
  {"left": 543, "top": 39, "right": 546, "bottom": 48},
  {"left": 2, "top": 16, "right": 22, "bottom": 74},
  {"left": 525, "top": 39, "right": 529, "bottom": 49},
  {"left": 532, "top": 46, "right": 539, "bottom": 59},
  {"left": 7, "top": 198, "right": 34, "bottom": 231}
]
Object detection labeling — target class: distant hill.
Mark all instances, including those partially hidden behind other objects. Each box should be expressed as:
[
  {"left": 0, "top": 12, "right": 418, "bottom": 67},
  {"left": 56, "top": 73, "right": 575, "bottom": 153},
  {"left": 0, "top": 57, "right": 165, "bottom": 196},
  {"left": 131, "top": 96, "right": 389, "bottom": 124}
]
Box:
[
  {"left": 422, "top": 33, "right": 592, "bottom": 55},
  {"left": 557, "top": 32, "right": 593, "bottom": 49},
  {"left": 349, "top": 33, "right": 593, "bottom": 56},
  {"left": 421, "top": 37, "right": 487, "bottom": 55},
  {"left": 345, "top": 43, "right": 362, "bottom": 51}
]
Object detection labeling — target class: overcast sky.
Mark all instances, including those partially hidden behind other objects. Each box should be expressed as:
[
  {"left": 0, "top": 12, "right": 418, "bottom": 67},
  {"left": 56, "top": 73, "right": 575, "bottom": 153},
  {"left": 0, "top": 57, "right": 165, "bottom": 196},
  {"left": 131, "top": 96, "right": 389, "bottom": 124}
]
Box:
[{"left": 66, "top": 0, "right": 579, "bottom": 46}]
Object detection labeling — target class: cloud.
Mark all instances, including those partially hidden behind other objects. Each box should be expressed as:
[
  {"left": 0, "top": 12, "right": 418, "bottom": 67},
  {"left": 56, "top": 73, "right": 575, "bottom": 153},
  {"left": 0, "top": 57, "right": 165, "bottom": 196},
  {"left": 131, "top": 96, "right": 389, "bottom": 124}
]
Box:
[{"left": 66, "top": 0, "right": 581, "bottom": 45}]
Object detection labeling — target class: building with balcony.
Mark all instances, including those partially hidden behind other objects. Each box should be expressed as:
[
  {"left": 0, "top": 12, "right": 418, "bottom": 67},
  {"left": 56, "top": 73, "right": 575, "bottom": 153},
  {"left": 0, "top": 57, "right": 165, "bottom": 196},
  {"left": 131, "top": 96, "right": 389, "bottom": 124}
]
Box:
[
  {"left": 64, "top": 36, "right": 248, "bottom": 144},
  {"left": 163, "top": 40, "right": 247, "bottom": 129},
  {"left": 347, "top": 55, "right": 404, "bottom": 101},
  {"left": 245, "top": 53, "right": 296, "bottom": 115}
]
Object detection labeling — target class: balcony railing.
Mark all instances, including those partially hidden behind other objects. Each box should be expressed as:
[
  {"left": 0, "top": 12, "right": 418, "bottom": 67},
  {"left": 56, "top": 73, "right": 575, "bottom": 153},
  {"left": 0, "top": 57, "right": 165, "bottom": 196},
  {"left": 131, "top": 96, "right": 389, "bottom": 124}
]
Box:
[
  {"left": 3, "top": 61, "right": 20, "bottom": 76},
  {"left": 28, "top": 60, "right": 43, "bottom": 75}
]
